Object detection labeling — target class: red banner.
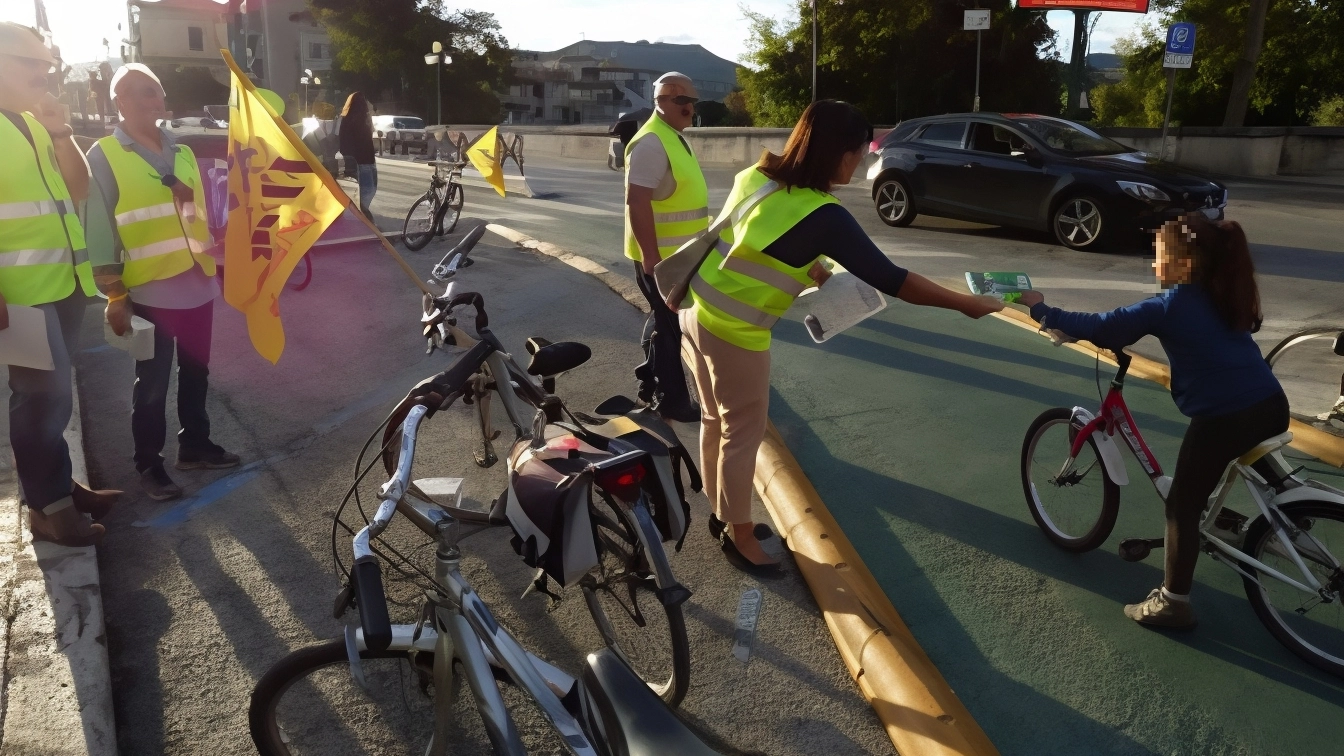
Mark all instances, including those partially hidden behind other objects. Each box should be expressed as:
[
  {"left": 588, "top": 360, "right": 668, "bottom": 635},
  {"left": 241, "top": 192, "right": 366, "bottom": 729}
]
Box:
[{"left": 1018, "top": 0, "right": 1150, "bottom": 11}]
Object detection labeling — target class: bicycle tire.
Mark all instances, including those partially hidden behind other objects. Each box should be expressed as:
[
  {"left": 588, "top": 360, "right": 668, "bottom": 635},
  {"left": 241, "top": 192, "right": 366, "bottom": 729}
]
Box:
[
  {"left": 403, "top": 190, "right": 440, "bottom": 251},
  {"left": 1241, "top": 499, "right": 1344, "bottom": 678},
  {"left": 1264, "top": 327, "right": 1343, "bottom": 367},
  {"left": 1021, "top": 407, "right": 1121, "bottom": 552},
  {"left": 581, "top": 490, "right": 691, "bottom": 707},
  {"left": 249, "top": 639, "right": 426, "bottom": 755},
  {"left": 440, "top": 182, "right": 464, "bottom": 236}
]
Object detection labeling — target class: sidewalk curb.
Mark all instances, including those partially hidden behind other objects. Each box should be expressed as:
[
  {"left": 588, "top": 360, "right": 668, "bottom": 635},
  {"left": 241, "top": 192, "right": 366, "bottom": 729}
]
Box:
[
  {"left": 992, "top": 307, "right": 1344, "bottom": 468},
  {"left": 0, "top": 375, "right": 117, "bottom": 754},
  {"left": 483, "top": 223, "right": 998, "bottom": 755}
]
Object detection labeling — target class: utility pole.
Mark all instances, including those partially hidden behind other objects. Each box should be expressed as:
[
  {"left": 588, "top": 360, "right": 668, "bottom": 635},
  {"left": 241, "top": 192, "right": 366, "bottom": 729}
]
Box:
[{"left": 811, "top": 0, "right": 818, "bottom": 103}]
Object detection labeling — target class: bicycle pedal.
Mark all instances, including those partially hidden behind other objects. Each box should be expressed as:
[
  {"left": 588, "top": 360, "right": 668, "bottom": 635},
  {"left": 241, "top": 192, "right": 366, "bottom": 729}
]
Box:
[{"left": 1118, "top": 537, "right": 1161, "bottom": 562}]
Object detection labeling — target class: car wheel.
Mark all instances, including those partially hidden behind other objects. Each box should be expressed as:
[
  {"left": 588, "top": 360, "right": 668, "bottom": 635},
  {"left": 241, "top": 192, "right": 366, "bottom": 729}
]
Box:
[
  {"left": 874, "top": 175, "right": 916, "bottom": 227},
  {"left": 1053, "top": 195, "right": 1107, "bottom": 251}
]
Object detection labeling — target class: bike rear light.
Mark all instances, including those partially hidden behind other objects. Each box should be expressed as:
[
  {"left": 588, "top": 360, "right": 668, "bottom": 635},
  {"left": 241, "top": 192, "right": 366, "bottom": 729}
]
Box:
[{"left": 594, "top": 462, "right": 646, "bottom": 501}]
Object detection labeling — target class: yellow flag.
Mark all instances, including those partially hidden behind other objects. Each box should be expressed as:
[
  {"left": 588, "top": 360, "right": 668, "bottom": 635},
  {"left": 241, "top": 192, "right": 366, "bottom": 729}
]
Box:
[
  {"left": 221, "top": 50, "right": 349, "bottom": 363},
  {"left": 466, "top": 126, "right": 507, "bottom": 197}
]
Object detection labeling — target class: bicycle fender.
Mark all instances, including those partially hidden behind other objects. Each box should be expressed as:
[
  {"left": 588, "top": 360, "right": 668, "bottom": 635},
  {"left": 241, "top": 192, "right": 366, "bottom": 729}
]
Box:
[
  {"left": 1071, "top": 406, "right": 1129, "bottom": 486},
  {"left": 1273, "top": 485, "right": 1344, "bottom": 508}
]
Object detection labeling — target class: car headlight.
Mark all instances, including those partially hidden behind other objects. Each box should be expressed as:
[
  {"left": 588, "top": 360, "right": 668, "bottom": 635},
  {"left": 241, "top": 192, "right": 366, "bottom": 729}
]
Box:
[{"left": 1117, "top": 181, "right": 1171, "bottom": 202}]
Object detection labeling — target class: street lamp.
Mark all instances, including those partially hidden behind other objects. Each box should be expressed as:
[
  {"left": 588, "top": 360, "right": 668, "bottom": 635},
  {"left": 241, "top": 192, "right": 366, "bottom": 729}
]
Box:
[
  {"left": 301, "top": 68, "right": 314, "bottom": 116},
  {"left": 424, "top": 41, "right": 452, "bottom": 126}
]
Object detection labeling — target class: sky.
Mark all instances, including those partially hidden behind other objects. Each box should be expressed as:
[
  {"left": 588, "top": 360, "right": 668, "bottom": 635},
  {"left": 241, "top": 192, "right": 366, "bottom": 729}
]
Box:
[{"left": 2, "top": 1, "right": 1156, "bottom": 67}]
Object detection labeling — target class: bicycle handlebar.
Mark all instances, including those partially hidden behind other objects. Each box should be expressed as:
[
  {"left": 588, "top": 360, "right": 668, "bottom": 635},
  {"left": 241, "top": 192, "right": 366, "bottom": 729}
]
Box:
[{"left": 431, "top": 224, "right": 486, "bottom": 282}]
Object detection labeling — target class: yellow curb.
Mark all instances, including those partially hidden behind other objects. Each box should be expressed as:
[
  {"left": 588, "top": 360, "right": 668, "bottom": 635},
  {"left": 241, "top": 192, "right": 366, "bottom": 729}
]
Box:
[
  {"left": 992, "top": 307, "right": 1344, "bottom": 468},
  {"left": 755, "top": 423, "right": 1000, "bottom": 756}
]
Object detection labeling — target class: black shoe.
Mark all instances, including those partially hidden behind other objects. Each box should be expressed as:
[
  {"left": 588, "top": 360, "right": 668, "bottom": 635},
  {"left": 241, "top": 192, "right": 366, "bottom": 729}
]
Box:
[
  {"left": 658, "top": 401, "right": 702, "bottom": 424},
  {"left": 720, "top": 533, "right": 785, "bottom": 578},
  {"left": 709, "top": 513, "right": 727, "bottom": 540},
  {"left": 176, "top": 446, "right": 242, "bottom": 471},
  {"left": 140, "top": 467, "right": 183, "bottom": 502}
]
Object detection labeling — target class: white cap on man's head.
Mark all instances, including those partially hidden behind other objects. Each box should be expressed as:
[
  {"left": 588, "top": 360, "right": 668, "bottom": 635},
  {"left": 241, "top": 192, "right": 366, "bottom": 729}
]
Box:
[
  {"left": 653, "top": 72, "right": 697, "bottom": 100},
  {"left": 109, "top": 63, "right": 163, "bottom": 102}
]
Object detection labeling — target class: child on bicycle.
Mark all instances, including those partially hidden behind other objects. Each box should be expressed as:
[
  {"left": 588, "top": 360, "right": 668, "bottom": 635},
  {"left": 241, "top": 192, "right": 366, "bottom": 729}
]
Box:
[{"left": 1018, "top": 214, "right": 1287, "bottom": 630}]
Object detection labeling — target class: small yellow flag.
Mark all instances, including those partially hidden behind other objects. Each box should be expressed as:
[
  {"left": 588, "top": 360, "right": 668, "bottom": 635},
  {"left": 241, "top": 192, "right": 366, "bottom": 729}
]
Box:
[
  {"left": 467, "top": 126, "right": 507, "bottom": 197},
  {"left": 221, "top": 50, "right": 348, "bottom": 363}
]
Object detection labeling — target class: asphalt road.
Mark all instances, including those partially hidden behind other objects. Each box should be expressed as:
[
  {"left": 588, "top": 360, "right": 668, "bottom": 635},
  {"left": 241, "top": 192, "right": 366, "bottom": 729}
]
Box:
[{"left": 76, "top": 233, "right": 890, "bottom": 754}]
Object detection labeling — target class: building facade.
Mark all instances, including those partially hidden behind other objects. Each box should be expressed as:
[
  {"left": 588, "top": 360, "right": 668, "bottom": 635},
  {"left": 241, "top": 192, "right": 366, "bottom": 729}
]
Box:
[{"left": 499, "top": 40, "right": 738, "bottom": 125}]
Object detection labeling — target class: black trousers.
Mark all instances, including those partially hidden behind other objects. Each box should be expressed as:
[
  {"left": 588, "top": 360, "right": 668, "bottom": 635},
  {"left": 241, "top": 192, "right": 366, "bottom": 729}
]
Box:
[
  {"left": 632, "top": 262, "right": 692, "bottom": 412},
  {"left": 1164, "top": 390, "right": 1290, "bottom": 595},
  {"left": 8, "top": 292, "right": 85, "bottom": 511},
  {"left": 131, "top": 301, "right": 215, "bottom": 473}
]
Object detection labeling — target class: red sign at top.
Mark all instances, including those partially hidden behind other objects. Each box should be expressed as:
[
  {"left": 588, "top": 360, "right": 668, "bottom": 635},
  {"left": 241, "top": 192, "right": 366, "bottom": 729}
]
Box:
[{"left": 1017, "top": 0, "right": 1150, "bottom": 11}]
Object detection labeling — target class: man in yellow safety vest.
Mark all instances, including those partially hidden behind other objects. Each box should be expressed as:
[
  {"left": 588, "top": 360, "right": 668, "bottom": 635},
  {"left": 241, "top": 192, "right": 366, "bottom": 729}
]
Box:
[
  {"left": 0, "top": 22, "right": 118, "bottom": 546},
  {"left": 84, "top": 64, "right": 238, "bottom": 502},
  {"left": 624, "top": 72, "right": 707, "bottom": 423}
]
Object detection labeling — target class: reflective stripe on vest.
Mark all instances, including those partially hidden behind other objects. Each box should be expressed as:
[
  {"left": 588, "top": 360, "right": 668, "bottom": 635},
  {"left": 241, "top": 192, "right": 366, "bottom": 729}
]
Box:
[
  {"left": 623, "top": 114, "right": 709, "bottom": 262},
  {"left": 690, "top": 166, "right": 838, "bottom": 351},
  {"left": 97, "top": 136, "right": 215, "bottom": 289},
  {"left": 0, "top": 112, "right": 95, "bottom": 306}
]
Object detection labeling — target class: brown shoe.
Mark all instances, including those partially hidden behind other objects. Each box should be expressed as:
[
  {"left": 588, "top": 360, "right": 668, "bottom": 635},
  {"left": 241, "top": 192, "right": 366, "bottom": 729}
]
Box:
[
  {"left": 28, "top": 499, "right": 105, "bottom": 548},
  {"left": 71, "top": 481, "right": 121, "bottom": 521},
  {"left": 1123, "top": 588, "right": 1197, "bottom": 630}
]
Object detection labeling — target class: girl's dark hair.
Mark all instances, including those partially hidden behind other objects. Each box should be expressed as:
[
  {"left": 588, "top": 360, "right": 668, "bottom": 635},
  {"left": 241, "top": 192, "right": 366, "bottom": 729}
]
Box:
[
  {"left": 341, "top": 91, "right": 368, "bottom": 118},
  {"left": 1165, "top": 214, "right": 1262, "bottom": 332},
  {"left": 758, "top": 100, "right": 873, "bottom": 192}
]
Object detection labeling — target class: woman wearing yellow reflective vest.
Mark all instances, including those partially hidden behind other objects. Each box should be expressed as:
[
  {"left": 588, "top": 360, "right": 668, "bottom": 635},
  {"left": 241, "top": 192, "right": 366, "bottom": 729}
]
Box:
[
  {"left": 84, "top": 65, "right": 239, "bottom": 503},
  {"left": 678, "top": 101, "right": 1003, "bottom": 573}
]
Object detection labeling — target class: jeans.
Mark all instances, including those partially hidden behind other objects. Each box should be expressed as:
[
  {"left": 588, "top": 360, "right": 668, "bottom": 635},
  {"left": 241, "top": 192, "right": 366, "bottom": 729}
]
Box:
[
  {"left": 8, "top": 293, "right": 86, "bottom": 511},
  {"left": 632, "top": 262, "right": 693, "bottom": 412},
  {"left": 131, "top": 301, "right": 216, "bottom": 473},
  {"left": 357, "top": 162, "right": 378, "bottom": 217}
]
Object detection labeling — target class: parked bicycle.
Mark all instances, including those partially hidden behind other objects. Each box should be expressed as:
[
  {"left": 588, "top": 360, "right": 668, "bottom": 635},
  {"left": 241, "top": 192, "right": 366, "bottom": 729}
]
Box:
[
  {"left": 1021, "top": 348, "right": 1344, "bottom": 678},
  {"left": 250, "top": 229, "right": 709, "bottom": 753},
  {"left": 403, "top": 160, "right": 466, "bottom": 251},
  {"left": 1265, "top": 327, "right": 1344, "bottom": 431}
]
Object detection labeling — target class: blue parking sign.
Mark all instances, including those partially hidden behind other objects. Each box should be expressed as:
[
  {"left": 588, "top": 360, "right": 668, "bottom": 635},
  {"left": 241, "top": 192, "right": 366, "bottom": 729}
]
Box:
[{"left": 1166, "top": 23, "right": 1196, "bottom": 55}]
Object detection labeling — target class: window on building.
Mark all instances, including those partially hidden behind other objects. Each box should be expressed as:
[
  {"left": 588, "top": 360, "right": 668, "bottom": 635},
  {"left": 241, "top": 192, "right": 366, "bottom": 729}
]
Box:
[
  {"left": 532, "top": 83, "right": 544, "bottom": 98},
  {"left": 309, "top": 42, "right": 325, "bottom": 60},
  {"left": 187, "top": 26, "right": 204, "bottom": 52},
  {"left": 535, "top": 106, "right": 543, "bottom": 118}
]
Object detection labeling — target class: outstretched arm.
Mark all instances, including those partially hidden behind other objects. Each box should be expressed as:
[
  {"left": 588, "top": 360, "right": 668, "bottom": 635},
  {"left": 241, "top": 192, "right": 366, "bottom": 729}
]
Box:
[{"left": 896, "top": 272, "right": 1002, "bottom": 319}]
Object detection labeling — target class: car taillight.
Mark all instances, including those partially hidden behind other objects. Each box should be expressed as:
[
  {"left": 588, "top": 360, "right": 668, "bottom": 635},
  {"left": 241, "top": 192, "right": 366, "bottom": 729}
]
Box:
[{"left": 594, "top": 462, "right": 646, "bottom": 501}]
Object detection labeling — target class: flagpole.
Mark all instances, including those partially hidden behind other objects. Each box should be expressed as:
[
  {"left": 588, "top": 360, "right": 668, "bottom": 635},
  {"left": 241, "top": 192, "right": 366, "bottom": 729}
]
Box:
[{"left": 220, "top": 50, "right": 433, "bottom": 298}]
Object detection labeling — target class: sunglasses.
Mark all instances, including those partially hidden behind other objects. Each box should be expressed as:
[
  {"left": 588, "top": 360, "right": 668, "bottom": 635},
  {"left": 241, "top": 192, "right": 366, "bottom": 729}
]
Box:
[{"left": 658, "top": 95, "right": 699, "bottom": 106}]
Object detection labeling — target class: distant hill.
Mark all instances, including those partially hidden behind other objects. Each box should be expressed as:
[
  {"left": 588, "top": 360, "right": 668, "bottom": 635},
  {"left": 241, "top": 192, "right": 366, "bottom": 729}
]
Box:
[{"left": 1088, "top": 53, "right": 1122, "bottom": 71}]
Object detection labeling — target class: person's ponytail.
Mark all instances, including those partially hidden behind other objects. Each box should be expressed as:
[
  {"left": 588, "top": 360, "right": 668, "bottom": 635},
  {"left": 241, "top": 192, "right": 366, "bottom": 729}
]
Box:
[{"left": 1180, "top": 214, "right": 1261, "bottom": 333}]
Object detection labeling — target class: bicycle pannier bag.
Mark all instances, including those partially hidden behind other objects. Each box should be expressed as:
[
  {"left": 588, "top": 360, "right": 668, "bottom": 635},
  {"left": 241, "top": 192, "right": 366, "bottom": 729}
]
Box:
[
  {"left": 653, "top": 180, "right": 780, "bottom": 306},
  {"left": 504, "top": 435, "right": 604, "bottom": 587}
]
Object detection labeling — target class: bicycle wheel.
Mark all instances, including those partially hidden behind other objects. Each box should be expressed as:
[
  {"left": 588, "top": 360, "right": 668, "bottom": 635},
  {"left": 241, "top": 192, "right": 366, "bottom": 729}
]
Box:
[
  {"left": 440, "top": 182, "right": 464, "bottom": 236},
  {"left": 1265, "top": 327, "right": 1343, "bottom": 428},
  {"left": 403, "top": 189, "right": 440, "bottom": 251},
  {"left": 1021, "top": 407, "right": 1121, "bottom": 552},
  {"left": 1241, "top": 500, "right": 1344, "bottom": 678},
  {"left": 249, "top": 639, "right": 436, "bottom": 755},
  {"left": 581, "top": 491, "right": 690, "bottom": 707}
]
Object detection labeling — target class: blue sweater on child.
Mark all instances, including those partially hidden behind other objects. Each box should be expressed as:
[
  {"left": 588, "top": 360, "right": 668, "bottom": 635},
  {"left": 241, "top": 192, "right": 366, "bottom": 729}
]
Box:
[{"left": 1029, "top": 284, "right": 1282, "bottom": 418}]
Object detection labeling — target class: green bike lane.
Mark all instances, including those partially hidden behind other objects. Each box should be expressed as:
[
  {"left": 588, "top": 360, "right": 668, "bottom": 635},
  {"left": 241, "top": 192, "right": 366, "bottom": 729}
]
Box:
[{"left": 764, "top": 303, "right": 1344, "bottom": 755}]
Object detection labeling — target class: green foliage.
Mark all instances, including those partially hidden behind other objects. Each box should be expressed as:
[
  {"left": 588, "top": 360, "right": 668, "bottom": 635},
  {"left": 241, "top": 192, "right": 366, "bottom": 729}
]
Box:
[
  {"left": 739, "top": 0, "right": 1063, "bottom": 127},
  {"left": 1313, "top": 95, "right": 1344, "bottom": 126},
  {"left": 1094, "top": 0, "right": 1344, "bottom": 127},
  {"left": 308, "top": 0, "right": 512, "bottom": 123}
]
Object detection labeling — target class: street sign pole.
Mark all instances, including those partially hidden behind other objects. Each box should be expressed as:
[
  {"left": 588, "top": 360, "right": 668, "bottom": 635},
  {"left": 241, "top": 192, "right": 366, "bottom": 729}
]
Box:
[
  {"left": 974, "top": 29, "right": 982, "bottom": 112},
  {"left": 964, "top": 8, "right": 990, "bottom": 112},
  {"left": 1160, "top": 68, "right": 1175, "bottom": 160},
  {"left": 1160, "top": 22, "right": 1196, "bottom": 162}
]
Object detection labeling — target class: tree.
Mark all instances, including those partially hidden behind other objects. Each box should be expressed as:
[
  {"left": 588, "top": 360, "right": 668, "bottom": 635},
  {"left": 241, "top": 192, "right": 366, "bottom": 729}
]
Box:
[
  {"left": 1091, "top": 0, "right": 1344, "bottom": 128},
  {"left": 308, "top": 0, "right": 512, "bottom": 123},
  {"left": 739, "top": 0, "right": 1063, "bottom": 127},
  {"left": 1223, "top": 0, "right": 1271, "bottom": 126}
]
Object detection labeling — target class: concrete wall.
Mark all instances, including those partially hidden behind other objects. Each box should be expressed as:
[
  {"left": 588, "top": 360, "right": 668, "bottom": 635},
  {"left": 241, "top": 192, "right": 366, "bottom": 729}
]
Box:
[
  {"left": 443, "top": 124, "right": 795, "bottom": 166},
  {"left": 1100, "top": 127, "right": 1344, "bottom": 178}
]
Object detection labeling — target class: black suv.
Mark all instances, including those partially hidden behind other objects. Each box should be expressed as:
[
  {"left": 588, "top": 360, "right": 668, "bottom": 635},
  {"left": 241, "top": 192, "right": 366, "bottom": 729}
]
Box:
[{"left": 867, "top": 113, "right": 1227, "bottom": 251}]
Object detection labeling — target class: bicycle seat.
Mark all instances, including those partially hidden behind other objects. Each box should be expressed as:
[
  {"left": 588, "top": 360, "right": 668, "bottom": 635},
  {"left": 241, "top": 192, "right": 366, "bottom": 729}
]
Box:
[
  {"left": 577, "top": 649, "right": 721, "bottom": 756},
  {"left": 1239, "top": 431, "right": 1294, "bottom": 465},
  {"left": 525, "top": 337, "right": 591, "bottom": 377}
]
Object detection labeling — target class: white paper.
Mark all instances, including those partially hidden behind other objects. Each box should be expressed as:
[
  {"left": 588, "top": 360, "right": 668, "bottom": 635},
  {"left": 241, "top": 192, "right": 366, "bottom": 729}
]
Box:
[
  {"left": 0, "top": 305, "right": 54, "bottom": 370},
  {"left": 799, "top": 271, "right": 887, "bottom": 343},
  {"left": 104, "top": 315, "right": 156, "bottom": 361}
]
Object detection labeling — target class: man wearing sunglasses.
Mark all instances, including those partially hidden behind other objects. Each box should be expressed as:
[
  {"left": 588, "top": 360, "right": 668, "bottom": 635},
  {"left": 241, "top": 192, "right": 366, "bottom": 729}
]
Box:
[
  {"left": 624, "top": 72, "right": 707, "bottom": 423},
  {"left": 0, "top": 22, "right": 116, "bottom": 547}
]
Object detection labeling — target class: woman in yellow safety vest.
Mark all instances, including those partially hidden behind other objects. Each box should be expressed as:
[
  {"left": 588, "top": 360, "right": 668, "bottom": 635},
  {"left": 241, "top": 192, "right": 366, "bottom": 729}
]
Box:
[{"left": 679, "top": 101, "right": 1003, "bottom": 574}]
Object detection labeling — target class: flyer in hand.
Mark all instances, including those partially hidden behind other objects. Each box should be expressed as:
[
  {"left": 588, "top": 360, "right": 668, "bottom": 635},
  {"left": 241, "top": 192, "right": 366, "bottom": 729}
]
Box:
[
  {"left": 801, "top": 271, "right": 887, "bottom": 343},
  {"left": 965, "top": 272, "right": 1033, "bottom": 303}
]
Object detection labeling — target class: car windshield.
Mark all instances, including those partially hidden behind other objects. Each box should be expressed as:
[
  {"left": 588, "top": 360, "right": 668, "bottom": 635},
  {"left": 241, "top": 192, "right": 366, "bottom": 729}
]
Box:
[
  {"left": 1007, "top": 117, "right": 1130, "bottom": 156},
  {"left": 393, "top": 117, "right": 425, "bottom": 129}
]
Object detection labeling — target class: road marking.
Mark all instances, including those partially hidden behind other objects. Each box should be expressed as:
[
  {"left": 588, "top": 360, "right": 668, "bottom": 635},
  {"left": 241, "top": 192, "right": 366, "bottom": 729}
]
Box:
[{"left": 133, "top": 462, "right": 265, "bottom": 528}]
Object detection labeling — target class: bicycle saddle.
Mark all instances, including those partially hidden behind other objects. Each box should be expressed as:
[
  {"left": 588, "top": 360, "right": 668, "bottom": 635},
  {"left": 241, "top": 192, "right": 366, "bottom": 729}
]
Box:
[
  {"left": 577, "top": 648, "right": 722, "bottom": 756},
  {"left": 525, "top": 337, "right": 591, "bottom": 377}
]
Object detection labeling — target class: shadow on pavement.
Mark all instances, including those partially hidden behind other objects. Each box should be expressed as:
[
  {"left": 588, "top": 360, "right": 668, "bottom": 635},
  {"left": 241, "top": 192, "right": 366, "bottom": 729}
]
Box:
[{"left": 1251, "top": 244, "right": 1344, "bottom": 284}]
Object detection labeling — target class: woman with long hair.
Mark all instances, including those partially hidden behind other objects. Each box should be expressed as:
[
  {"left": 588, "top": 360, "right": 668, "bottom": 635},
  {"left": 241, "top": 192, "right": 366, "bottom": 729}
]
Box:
[
  {"left": 679, "top": 100, "right": 1003, "bottom": 574},
  {"left": 1020, "top": 214, "right": 1287, "bottom": 629},
  {"left": 338, "top": 91, "right": 376, "bottom": 218}
]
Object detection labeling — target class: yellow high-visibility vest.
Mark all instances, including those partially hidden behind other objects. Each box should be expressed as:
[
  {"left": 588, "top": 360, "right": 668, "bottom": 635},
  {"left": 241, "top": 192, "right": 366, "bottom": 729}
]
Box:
[
  {"left": 689, "top": 166, "right": 838, "bottom": 351},
  {"left": 0, "top": 112, "right": 96, "bottom": 305},
  {"left": 97, "top": 136, "right": 215, "bottom": 289},
  {"left": 623, "top": 114, "right": 708, "bottom": 263}
]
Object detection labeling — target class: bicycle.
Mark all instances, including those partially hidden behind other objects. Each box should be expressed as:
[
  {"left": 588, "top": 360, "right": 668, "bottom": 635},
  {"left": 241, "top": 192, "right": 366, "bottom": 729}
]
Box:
[
  {"left": 1021, "top": 348, "right": 1344, "bottom": 678},
  {"left": 1265, "top": 326, "right": 1344, "bottom": 431},
  {"left": 403, "top": 160, "right": 466, "bottom": 251}
]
